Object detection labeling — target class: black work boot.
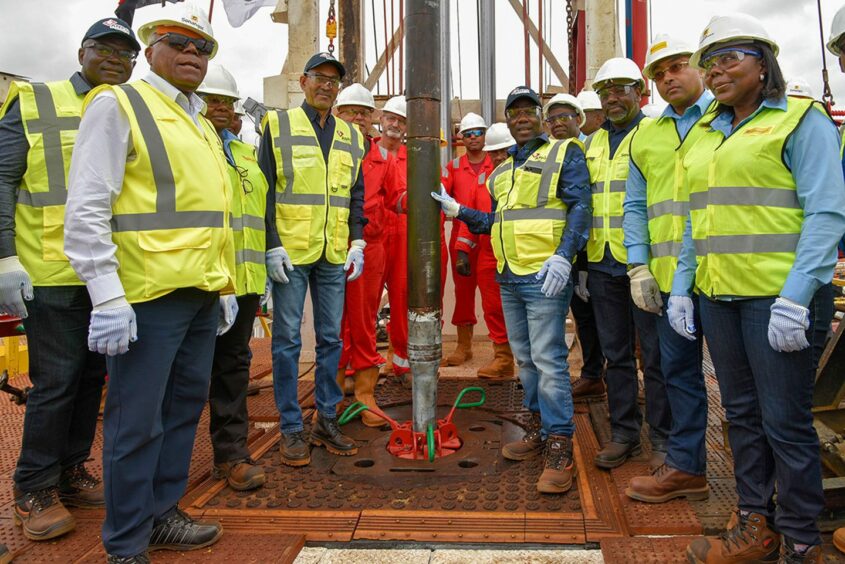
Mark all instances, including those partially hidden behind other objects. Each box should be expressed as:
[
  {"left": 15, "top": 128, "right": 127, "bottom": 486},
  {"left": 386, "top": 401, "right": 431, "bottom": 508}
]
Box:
[
  {"left": 107, "top": 553, "right": 151, "bottom": 563},
  {"left": 280, "top": 431, "right": 311, "bottom": 467},
  {"left": 310, "top": 414, "right": 358, "bottom": 456},
  {"left": 594, "top": 439, "right": 641, "bottom": 469},
  {"left": 502, "top": 412, "right": 545, "bottom": 461},
  {"left": 148, "top": 507, "right": 222, "bottom": 552}
]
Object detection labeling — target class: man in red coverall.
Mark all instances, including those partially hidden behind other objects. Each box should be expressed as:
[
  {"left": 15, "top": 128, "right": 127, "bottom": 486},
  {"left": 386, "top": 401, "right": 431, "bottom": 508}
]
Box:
[{"left": 454, "top": 122, "right": 515, "bottom": 379}]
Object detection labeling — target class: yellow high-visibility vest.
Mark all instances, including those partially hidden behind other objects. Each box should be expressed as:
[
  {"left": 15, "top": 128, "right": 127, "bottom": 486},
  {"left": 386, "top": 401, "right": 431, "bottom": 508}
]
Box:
[{"left": 228, "top": 137, "right": 268, "bottom": 296}]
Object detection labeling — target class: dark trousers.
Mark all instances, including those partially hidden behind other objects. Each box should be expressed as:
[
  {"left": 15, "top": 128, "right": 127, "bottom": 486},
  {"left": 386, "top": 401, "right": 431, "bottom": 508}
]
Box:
[
  {"left": 811, "top": 282, "right": 834, "bottom": 369},
  {"left": 102, "top": 289, "right": 218, "bottom": 557},
  {"left": 209, "top": 293, "right": 259, "bottom": 464},
  {"left": 569, "top": 292, "right": 606, "bottom": 379},
  {"left": 15, "top": 286, "right": 106, "bottom": 492},
  {"left": 699, "top": 292, "right": 824, "bottom": 546},
  {"left": 587, "top": 269, "right": 671, "bottom": 444}
]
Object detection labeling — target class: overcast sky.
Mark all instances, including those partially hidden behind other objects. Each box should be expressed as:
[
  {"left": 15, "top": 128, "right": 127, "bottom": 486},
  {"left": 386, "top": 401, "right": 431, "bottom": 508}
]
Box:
[{"left": 2, "top": 0, "right": 844, "bottom": 114}]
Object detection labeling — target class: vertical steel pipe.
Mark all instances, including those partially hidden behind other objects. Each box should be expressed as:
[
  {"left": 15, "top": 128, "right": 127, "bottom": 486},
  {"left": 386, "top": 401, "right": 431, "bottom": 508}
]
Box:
[
  {"left": 478, "top": 0, "right": 496, "bottom": 123},
  {"left": 440, "top": 0, "right": 451, "bottom": 162}
]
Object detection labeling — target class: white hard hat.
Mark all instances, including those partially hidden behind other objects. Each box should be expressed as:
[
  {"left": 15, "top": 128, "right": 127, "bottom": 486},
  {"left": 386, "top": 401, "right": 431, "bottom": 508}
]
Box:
[
  {"left": 786, "top": 77, "right": 814, "bottom": 99},
  {"left": 336, "top": 83, "right": 375, "bottom": 109},
  {"left": 137, "top": 0, "right": 217, "bottom": 59},
  {"left": 690, "top": 13, "right": 778, "bottom": 69},
  {"left": 382, "top": 95, "right": 406, "bottom": 118},
  {"left": 593, "top": 57, "right": 645, "bottom": 91},
  {"left": 641, "top": 103, "right": 664, "bottom": 118},
  {"left": 483, "top": 123, "right": 515, "bottom": 152},
  {"left": 576, "top": 90, "right": 603, "bottom": 111},
  {"left": 543, "top": 93, "right": 586, "bottom": 127},
  {"left": 197, "top": 63, "right": 239, "bottom": 99},
  {"left": 458, "top": 112, "right": 487, "bottom": 133},
  {"left": 234, "top": 100, "right": 245, "bottom": 115},
  {"left": 828, "top": 5, "right": 845, "bottom": 55},
  {"left": 643, "top": 34, "right": 695, "bottom": 79}
]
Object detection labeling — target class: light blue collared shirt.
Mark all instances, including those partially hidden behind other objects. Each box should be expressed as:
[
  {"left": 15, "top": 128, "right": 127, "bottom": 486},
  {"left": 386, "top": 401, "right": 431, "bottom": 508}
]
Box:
[
  {"left": 671, "top": 96, "right": 845, "bottom": 306},
  {"left": 624, "top": 91, "right": 714, "bottom": 266}
]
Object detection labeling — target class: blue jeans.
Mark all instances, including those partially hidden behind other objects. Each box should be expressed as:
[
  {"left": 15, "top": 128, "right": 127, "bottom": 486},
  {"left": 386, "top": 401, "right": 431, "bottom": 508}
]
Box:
[
  {"left": 658, "top": 293, "right": 707, "bottom": 476},
  {"left": 272, "top": 258, "right": 345, "bottom": 433},
  {"left": 499, "top": 281, "right": 574, "bottom": 438},
  {"left": 699, "top": 293, "right": 824, "bottom": 546}
]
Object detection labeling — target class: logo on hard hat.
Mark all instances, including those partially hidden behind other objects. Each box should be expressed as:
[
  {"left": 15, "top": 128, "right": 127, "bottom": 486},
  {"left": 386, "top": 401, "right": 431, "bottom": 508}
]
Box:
[
  {"left": 649, "top": 41, "right": 667, "bottom": 54},
  {"left": 700, "top": 27, "right": 713, "bottom": 43},
  {"left": 102, "top": 19, "right": 131, "bottom": 35}
]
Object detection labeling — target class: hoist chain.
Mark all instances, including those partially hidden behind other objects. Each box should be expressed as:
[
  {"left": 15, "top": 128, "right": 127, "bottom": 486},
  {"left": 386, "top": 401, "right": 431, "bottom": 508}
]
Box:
[
  {"left": 326, "top": 0, "right": 337, "bottom": 54},
  {"left": 567, "top": 0, "right": 576, "bottom": 94}
]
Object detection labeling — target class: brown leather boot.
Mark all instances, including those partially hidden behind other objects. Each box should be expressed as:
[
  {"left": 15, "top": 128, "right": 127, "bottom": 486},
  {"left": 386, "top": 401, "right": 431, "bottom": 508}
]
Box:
[
  {"left": 502, "top": 412, "right": 544, "bottom": 460},
  {"left": 337, "top": 368, "right": 353, "bottom": 396},
  {"left": 353, "top": 367, "right": 383, "bottom": 427},
  {"left": 14, "top": 486, "right": 76, "bottom": 540},
  {"left": 59, "top": 462, "right": 104, "bottom": 508},
  {"left": 780, "top": 538, "right": 823, "bottom": 563},
  {"left": 686, "top": 511, "right": 780, "bottom": 563},
  {"left": 834, "top": 527, "right": 845, "bottom": 554},
  {"left": 625, "top": 463, "right": 710, "bottom": 503},
  {"left": 212, "top": 459, "right": 266, "bottom": 491},
  {"left": 594, "top": 440, "right": 641, "bottom": 469},
  {"left": 536, "top": 435, "right": 576, "bottom": 494},
  {"left": 571, "top": 377, "right": 606, "bottom": 401},
  {"left": 442, "top": 325, "right": 473, "bottom": 366},
  {"left": 477, "top": 342, "right": 515, "bottom": 380}
]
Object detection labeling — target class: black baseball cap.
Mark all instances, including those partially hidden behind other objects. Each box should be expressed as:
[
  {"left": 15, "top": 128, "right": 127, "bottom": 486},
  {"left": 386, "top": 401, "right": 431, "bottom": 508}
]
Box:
[
  {"left": 505, "top": 86, "right": 541, "bottom": 110},
  {"left": 82, "top": 18, "right": 141, "bottom": 52},
  {"left": 304, "top": 52, "right": 346, "bottom": 79}
]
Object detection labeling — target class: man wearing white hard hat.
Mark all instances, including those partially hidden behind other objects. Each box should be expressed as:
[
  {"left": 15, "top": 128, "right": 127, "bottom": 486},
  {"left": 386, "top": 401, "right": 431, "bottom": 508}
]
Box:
[
  {"left": 576, "top": 90, "right": 605, "bottom": 135},
  {"left": 197, "top": 63, "right": 268, "bottom": 493},
  {"left": 543, "top": 93, "right": 585, "bottom": 141},
  {"left": 64, "top": 1, "right": 233, "bottom": 559},
  {"left": 583, "top": 57, "right": 671, "bottom": 472},
  {"left": 622, "top": 33, "right": 714, "bottom": 507}
]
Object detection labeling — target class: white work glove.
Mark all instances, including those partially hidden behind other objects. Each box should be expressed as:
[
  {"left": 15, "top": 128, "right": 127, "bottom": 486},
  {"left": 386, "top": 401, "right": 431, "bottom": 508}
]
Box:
[
  {"left": 218, "top": 294, "right": 239, "bottom": 336},
  {"left": 574, "top": 270, "right": 590, "bottom": 302},
  {"left": 536, "top": 255, "right": 572, "bottom": 298},
  {"left": 260, "top": 277, "right": 272, "bottom": 308},
  {"left": 266, "top": 246, "right": 294, "bottom": 284},
  {"left": 344, "top": 239, "right": 366, "bottom": 282},
  {"left": 667, "top": 295, "right": 696, "bottom": 341},
  {"left": 0, "top": 256, "right": 34, "bottom": 318},
  {"left": 430, "top": 185, "right": 461, "bottom": 218},
  {"left": 767, "top": 297, "right": 810, "bottom": 352},
  {"left": 89, "top": 296, "right": 137, "bottom": 356},
  {"left": 627, "top": 264, "right": 664, "bottom": 315}
]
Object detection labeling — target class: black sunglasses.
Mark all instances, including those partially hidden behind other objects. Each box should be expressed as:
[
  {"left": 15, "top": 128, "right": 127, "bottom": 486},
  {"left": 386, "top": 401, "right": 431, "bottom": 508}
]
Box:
[{"left": 150, "top": 32, "right": 215, "bottom": 56}]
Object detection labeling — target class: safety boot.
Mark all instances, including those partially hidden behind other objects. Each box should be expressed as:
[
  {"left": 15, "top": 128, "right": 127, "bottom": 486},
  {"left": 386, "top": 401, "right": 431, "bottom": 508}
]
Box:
[
  {"left": 0, "top": 544, "right": 10, "bottom": 564},
  {"left": 148, "top": 507, "right": 222, "bottom": 552},
  {"left": 686, "top": 511, "right": 780, "bottom": 563},
  {"left": 442, "top": 325, "right": 473, "bottom": 366},
  {"left": 59, "top": 462, "right": 104, "bottom": 508},
  {"left": 594, "top": 440, "right": 641, "bottom": 469},
  {"left": 311, "top": 414, "right": 358, "bottom": 456},
  {"left": 502, "top": 412, "right": 544, "bottom": 461},
  {"left": 13, "top": 486, "right": 76, "bottom": 541},
  {"left": 353, "top": 367, "right": 383, "bottom": 427},
  {"left": 571, "top": 377, "right": 606, "bottom": 401},
  {"left": 212, "top": 459, "right": 265, "bottom": 491},
  {"left": 625, "top": 463, "right": 709, "bottom": 503},
  {"left": 477, "top": 342, "right": 515, "bottom": 380},
  {"left": 337, "top": 368, "right": 354, "bottom": 396},
  {"left": 280, "top": 431, "right": 311, "bottom": 467},
  {"left": 834, "top": 527, "right": 845, "bottom": 554},
  {"left": 780, "top": 537, "right": 823, "bottom": 563},
  {"left": 536, "top": 435, "right": 576, "bottom": 494}
]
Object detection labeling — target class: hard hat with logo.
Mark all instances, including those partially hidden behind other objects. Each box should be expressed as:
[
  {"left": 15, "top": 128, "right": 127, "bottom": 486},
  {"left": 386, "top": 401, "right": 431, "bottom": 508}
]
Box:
[
  {"left": 643, "top": 34, "right": 695, "bottom": 79},
  {"left": 137, "top": 0, "right": 217, "bottom": 59},
  {"left": 543, "top": 93, "right": 586, "bottom": 127},
  {"left": 786, "top": 77, "right": 814, "bottom": 99},
  {"left": 593, "top": 57, "right": 645, "bottom": 91},
  {"left": 690, "top": 12, "right": 778, "bottom": 69},
  {"left": 828, "top": 5, "right": 845, "bottom": 55},
  {"left": 336, "top": 83, "right": 375, "bottom": 109},
  {"left": 459, "top": 112, "right": 487, "bottom": 133},
  {"left": 382, "top": 95, "right": 407, "bottom": 118},
  {"left": 483, "top": 123, "right": 516, "bottom": 152},
  {"left": 197, "top": 63, "right": 239, "bottom": 99},
  {"left": 576, "top": 90, "right": 603, "bottom": 111}
]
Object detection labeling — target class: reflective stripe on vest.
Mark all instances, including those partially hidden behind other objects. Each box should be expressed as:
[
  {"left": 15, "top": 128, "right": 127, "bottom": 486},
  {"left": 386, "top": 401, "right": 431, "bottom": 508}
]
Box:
[{"left": 228, "top": 138, "right": 268, "bottom": 296}]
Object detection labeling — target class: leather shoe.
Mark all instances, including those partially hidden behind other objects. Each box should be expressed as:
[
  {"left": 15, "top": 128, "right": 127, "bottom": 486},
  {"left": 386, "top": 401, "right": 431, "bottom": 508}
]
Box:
[
  {"left": 311, "top": 414, "right": 358, "bottom": 456},
  {"left": 571, "top": 377, "right": 606, "bottom": 401},
  {"left": 625, "top": 464, "right": 709, "bottom": 503},
  {"left": 594, "top": 440, "right": 641, "bottom": 469},
  {"left": 59, "top": 462, "right": 104, "bottom": 508},
  {"left": 107, "top": 553, "right": 150, "bottom": 563},
  {"left": 14, "top": 486, "right": 75, "bottom": 540},
  {"left": 212, "top": 459, "right": 265, "bottom": 491},
  {"left": 280, "top": 431, "right": 311, "bottom": 467},
  {"left": 149, "top": 507, "right": 222, "bottom": 552}
]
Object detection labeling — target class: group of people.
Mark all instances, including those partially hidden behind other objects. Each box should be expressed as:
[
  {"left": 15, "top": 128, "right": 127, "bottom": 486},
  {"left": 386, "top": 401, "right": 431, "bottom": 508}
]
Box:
[{"left": 0, "top": 2, "right": 844, "bottom": 562}]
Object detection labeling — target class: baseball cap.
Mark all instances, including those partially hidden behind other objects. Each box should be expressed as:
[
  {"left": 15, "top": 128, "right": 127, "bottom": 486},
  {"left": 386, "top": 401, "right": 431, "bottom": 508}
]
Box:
[
  {"left": 505, "top": 86, "right": 541, "bottom": 110},
  {"left": 82, "top": 18, "right": 141, "bottom": 52},
  {"left": 304, "top": 52, "right": 346, "bottom": 79}
]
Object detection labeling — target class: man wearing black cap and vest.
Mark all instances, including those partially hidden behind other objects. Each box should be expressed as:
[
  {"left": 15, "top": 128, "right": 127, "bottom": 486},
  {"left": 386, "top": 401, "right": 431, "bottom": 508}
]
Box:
[
  {"left": 0, "top": 17, "right": 139, "bottom": 541},
  {"left": 259, "top": 52, "right": 366, "bottom": 467},
  {"left": 433, "top": 86, "right": 592, "bottom": 494}
]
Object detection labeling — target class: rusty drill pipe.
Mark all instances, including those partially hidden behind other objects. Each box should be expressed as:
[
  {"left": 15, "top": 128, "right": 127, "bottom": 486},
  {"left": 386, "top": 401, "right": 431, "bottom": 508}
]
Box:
[{"left": 405, "top": 0, "right": 442, "bottom": 435}]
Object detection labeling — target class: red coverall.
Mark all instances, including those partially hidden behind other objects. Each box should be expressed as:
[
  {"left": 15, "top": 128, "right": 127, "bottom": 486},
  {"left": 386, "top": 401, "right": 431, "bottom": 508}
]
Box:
[
  {"left": 454, "top": 171, "right": 508, "bottom": 344},
  {"left": 338, "top": 140, "right": 400, "bottom": 371}
]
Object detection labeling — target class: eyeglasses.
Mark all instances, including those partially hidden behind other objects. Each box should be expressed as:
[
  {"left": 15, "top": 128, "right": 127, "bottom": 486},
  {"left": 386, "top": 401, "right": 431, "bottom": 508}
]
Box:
[
  {"left": 339, "top": 107, "right": 372, "bottom": 117},
  {"left": 505, "top": 106, "right": 540, "bottom": 120},
  {"left": 700, "top": 48, "right": 761, "bottom": 74},
  {"left": 305, "top": 72, "right": 341, "bottom": 88},
  {"left": 234, "top": 165, "right": 254, "bottom": 194},
  {"left": 597, "top": 82, "right": 638, "bottom": 99},
  {"left": 651, "top": 61, "right": 690, "bottom": 82},
  {"left": 149, "top": 32, "right": 215, "bottom": 57},
  {"left": 203, "top": 94, "right": 235, "bottom": 106},
  {"left": 461, "top": 128, "right": 486, "bottom": 138},
  {"left": 544, "top": 113, "right": 579, "bottom": 125},
  {"left": 83, "top": 42, "right": 138, "bottom": 63}
]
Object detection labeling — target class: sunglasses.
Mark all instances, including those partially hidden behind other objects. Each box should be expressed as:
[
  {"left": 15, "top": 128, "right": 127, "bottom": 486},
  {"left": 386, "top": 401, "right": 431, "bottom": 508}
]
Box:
[
  {"left": 651, "top": 61, "right": 690, "bottom": 82},
  {"left": 150, "top": 32, "right": 215, "bottom": 57},
  {"left": 305, "top": 72, "right": 341, "bottom": 88},
  {"left": 505, "top": 106, "right": 541, "bottom": 120},
  {"left": 462, "top": 128, "right": 486, "bottom": 138},
  {"left": 544, "top": 113, "right": 579, "bottom": 125},
  {"left": 700, "top": 48, "right": 761, "bottom": 74},
  {"left": 84, "top": 42, "right": 138, "bottom": 63},
  {"left": 339, "top": 107, "right": 371, "bottom": 117},
  {"left": 597, "top": 82, "right": 638, "bottom": 99}
]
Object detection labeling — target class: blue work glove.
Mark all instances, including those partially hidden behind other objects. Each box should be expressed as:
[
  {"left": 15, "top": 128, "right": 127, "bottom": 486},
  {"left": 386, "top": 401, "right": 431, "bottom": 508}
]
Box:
[
  {"left": 767, "top": 297, "right": 810, "bottom": 352},
  {"left": 667, "top": 295, "right": 696, "bottom": 341},
  {"left": 266, "top": 246, "right": 294, "bottom": 284},
  {"left": 536, "top": 255, "right": 571, "bottom": 297},
  {"left": 218, "top": 294, "right": 239, "bottom": 336},
  {"left": 0, "top": 256, "right": 34, "bottom": 318},
  {"left": 89, "top": 297, "right": 137, "bottom": 356},
  {"left": 344, "top": 240, "right": 366, "bottom": 281},
  {"left": 430, "top": 185, "right": 461, "bottom": 218}
]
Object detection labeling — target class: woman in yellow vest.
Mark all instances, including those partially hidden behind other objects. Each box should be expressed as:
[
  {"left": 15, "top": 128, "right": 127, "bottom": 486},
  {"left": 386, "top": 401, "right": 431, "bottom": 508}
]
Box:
[{"left": 668, "top": 13, "right": 845, "bottom": 564}]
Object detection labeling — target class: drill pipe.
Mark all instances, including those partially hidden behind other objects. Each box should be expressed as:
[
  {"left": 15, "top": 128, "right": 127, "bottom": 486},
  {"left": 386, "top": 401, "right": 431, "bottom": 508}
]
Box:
[{"left": 405, "top": 0, "right": 442, "bottom": 434}]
